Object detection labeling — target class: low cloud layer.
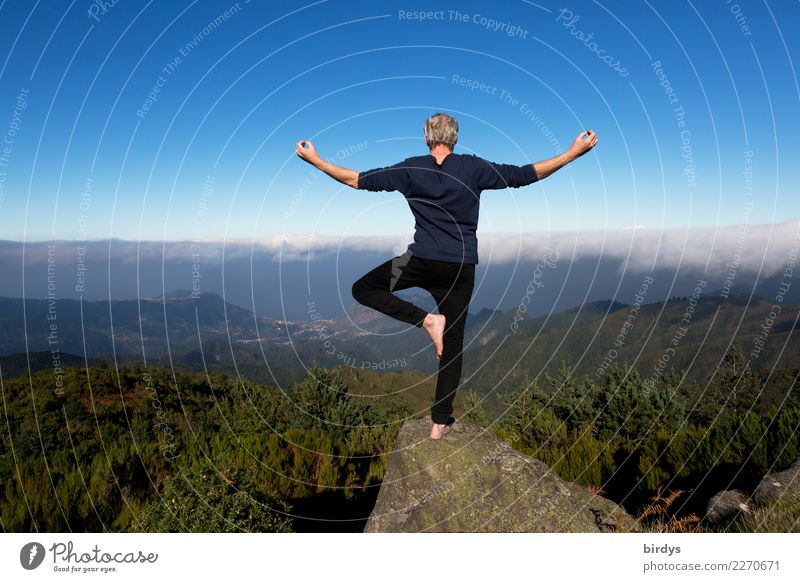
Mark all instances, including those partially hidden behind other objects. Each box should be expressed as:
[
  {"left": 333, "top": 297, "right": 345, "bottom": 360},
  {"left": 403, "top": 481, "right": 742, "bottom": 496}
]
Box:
[
  {"left": 8, "top": 219, "right": 800, "bottom": 280},
  {"left": 235, "top": 219, "right": 800, "bottom": 278}
]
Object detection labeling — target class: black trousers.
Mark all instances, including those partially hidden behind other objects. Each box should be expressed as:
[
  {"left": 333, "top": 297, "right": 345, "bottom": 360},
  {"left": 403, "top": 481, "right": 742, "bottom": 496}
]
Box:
[{"left": 351, "top": 251, "right": 475, "bottom": 424}]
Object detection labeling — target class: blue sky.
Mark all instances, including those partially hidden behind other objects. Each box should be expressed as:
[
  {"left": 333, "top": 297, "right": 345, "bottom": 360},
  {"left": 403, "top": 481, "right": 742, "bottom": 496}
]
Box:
[{"left": 0, "top": 0, "right": 797, "bottom": 242}]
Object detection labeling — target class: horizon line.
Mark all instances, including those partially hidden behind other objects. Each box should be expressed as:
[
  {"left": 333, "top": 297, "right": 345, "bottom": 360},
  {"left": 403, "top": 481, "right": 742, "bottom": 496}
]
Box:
[{"left": 3, "top": 217, "right": 798, "bottom": 245}]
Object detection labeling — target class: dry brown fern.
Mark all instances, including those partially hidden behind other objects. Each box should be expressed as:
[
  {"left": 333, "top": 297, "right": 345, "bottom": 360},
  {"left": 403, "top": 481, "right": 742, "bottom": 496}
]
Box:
[
  {"left": 637, "top": 488, "right": 705, "bottom": 533},
  {"left": 662, "top": 488, "right": 684, "bottom": 507},
  {"left": 666, "top": 514, "right": 702, "bottom": 533}
]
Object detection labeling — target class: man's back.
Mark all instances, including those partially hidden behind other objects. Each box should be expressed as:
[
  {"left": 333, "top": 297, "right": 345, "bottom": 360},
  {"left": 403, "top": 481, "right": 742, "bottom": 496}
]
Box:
[
  {"left": 296, "top": 112, "right": 597, "bottom": 439},
  {"left": 357, "top": 153, "right": 540, "bottom": 264}
]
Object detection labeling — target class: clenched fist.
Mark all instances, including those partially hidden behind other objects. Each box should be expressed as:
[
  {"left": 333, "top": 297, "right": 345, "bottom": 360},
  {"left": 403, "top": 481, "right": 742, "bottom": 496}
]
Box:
[
  {"left": 295, "top": 140, "right": 320, "bottom": 164},
  {"left": 568, "top": 130, "right": 598, "bottom": 159}
]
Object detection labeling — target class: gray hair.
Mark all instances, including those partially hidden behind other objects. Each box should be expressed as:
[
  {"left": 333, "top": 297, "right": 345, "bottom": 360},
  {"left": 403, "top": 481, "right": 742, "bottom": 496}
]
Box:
[{"left": 423, "top": 112, "right": 458, "bottom": 150}]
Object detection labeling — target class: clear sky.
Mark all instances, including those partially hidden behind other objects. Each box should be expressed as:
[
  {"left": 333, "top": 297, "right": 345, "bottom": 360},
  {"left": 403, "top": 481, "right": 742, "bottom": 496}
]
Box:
[{"left": 0, "top": 0, "right": 797, "bottom": 242}]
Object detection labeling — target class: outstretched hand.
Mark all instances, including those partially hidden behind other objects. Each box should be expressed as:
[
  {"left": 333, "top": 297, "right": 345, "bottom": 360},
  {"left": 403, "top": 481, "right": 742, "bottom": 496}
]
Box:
[
  {"left": 568, "top": 130, "right": 598, "bottom": 159},
  {"left": 295, "top": 140, "right": 320, "bottom": 164},
  {"left": 294, "top": 140, "right": 359, "bottom": 188}
]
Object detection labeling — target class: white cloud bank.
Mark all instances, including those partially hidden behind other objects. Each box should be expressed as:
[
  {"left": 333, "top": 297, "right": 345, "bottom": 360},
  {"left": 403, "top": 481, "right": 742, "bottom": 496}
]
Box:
[
  {"left": 243, "top": 219, "right": 800, "bottom": 278},
  {"left": 10, "top": 219, "right": 800, "bottom": 279}
]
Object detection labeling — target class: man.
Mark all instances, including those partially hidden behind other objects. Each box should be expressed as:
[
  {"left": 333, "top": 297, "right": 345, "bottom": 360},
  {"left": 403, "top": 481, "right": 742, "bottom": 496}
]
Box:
[{"left": 295, "top": 113, "right": 597, "bottom": 439}]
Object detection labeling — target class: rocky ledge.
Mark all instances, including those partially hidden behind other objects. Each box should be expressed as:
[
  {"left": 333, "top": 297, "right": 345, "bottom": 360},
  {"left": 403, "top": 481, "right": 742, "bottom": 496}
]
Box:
[{"left": 365, "top": 418, "right": 636, "bottom": 533}]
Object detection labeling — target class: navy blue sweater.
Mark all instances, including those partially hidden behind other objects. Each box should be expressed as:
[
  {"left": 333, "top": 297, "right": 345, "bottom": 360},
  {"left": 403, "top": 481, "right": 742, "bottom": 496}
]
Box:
[{"left": 357, "top": 153, "right": 539, "bottom": 264}]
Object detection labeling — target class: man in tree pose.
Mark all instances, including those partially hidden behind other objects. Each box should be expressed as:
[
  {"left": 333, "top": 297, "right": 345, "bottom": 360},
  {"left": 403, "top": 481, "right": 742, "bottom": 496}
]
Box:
[{"left": 295, "top": 113, "right": 597, "bottom": 439}]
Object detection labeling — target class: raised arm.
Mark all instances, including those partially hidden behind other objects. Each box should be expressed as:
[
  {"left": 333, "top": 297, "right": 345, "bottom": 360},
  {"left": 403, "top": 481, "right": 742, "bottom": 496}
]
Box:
[
  {"left": 295, "top": 140, "right": 358, "bottom": 189},
  {"left": 533, "top": 130, "right": 598, "bottom": 179}
]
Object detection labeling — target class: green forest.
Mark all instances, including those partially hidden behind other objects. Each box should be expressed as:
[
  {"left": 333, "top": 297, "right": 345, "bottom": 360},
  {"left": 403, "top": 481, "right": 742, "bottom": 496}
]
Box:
[
  {"left": 1, "top": 364, "right": 405, "bottom": 532},
  {"left": 469, "top": 347, "right": 800, "bottom": 529},
  {"left": 1, "top": 347, "right": 798, "bottom": 532}
]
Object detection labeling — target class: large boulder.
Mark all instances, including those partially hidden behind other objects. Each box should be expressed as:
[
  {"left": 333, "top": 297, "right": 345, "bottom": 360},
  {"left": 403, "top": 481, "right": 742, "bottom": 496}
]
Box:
[
  {"left": 754, "top": 457, "right": 800, "bottom": 506},
  {"left": 704, "top": 489, "right": 750, "bottom": 525},
  {"left": 365, "top": 418, "right": 636, "bottom": 533}
]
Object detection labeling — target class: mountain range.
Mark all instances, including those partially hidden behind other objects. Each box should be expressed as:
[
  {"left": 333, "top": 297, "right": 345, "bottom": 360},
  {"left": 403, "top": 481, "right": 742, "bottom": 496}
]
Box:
[{"left": 1, "top": 289, "right": 797, "bottom": 407}]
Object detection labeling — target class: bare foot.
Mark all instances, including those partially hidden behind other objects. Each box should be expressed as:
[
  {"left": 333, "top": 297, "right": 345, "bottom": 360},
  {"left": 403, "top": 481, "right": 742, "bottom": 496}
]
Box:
[
  {"left": 422, "top": 313, "right": 445, "bottom": 359},
  {"left": 430, "top": 422, "right": 452, "bottom": 440}
]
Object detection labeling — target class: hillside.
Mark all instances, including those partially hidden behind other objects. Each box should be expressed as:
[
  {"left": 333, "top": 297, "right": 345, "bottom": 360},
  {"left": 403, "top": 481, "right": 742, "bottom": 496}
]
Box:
[
  {"left": 0, "top": 292, "right": 796, "bottom": 411},
  {"left": 1, "top": 357, "right": 798, "bottom": 533},
  {"left": 462, "top": 294, "right": 800, "bottom": 397},
  {"left": 0, "top": 292, "right": 320, "bottom": 359},
  {"left": 0, "top": 364, "right": 405, "bottom": 532}
]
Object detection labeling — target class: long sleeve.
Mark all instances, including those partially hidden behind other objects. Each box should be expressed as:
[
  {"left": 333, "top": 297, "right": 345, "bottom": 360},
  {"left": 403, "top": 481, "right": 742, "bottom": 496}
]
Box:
[
  {"left": 357, "top": 159, "right": 410, "bottom": 192},
  {"left": 472, "top": 155, "right": 539, "bottom": 190}
]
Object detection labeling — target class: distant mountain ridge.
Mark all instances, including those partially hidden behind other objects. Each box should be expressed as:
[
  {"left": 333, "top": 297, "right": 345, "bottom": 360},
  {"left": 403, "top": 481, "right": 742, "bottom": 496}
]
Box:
[
  {"left": 0, "top": 292, "right": 318, "bottom": 360},
  {"left": 461, "top": 293, "right": 799, "bottom": 395},
  {"left": 0, "top": 291, "right": 796, "bottom": 398}
]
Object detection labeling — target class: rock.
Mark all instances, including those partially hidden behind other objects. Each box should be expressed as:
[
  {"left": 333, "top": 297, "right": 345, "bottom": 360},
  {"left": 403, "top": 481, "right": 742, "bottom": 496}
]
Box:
[
  {"left": 364, "top": 418, "right": 637, "bottom": 533},
  {"left": 754, "top": 457, "right": 800, "bottom": 506},
  {"left": 704, "top": 490, "right": 750, "bottom": 525}
]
